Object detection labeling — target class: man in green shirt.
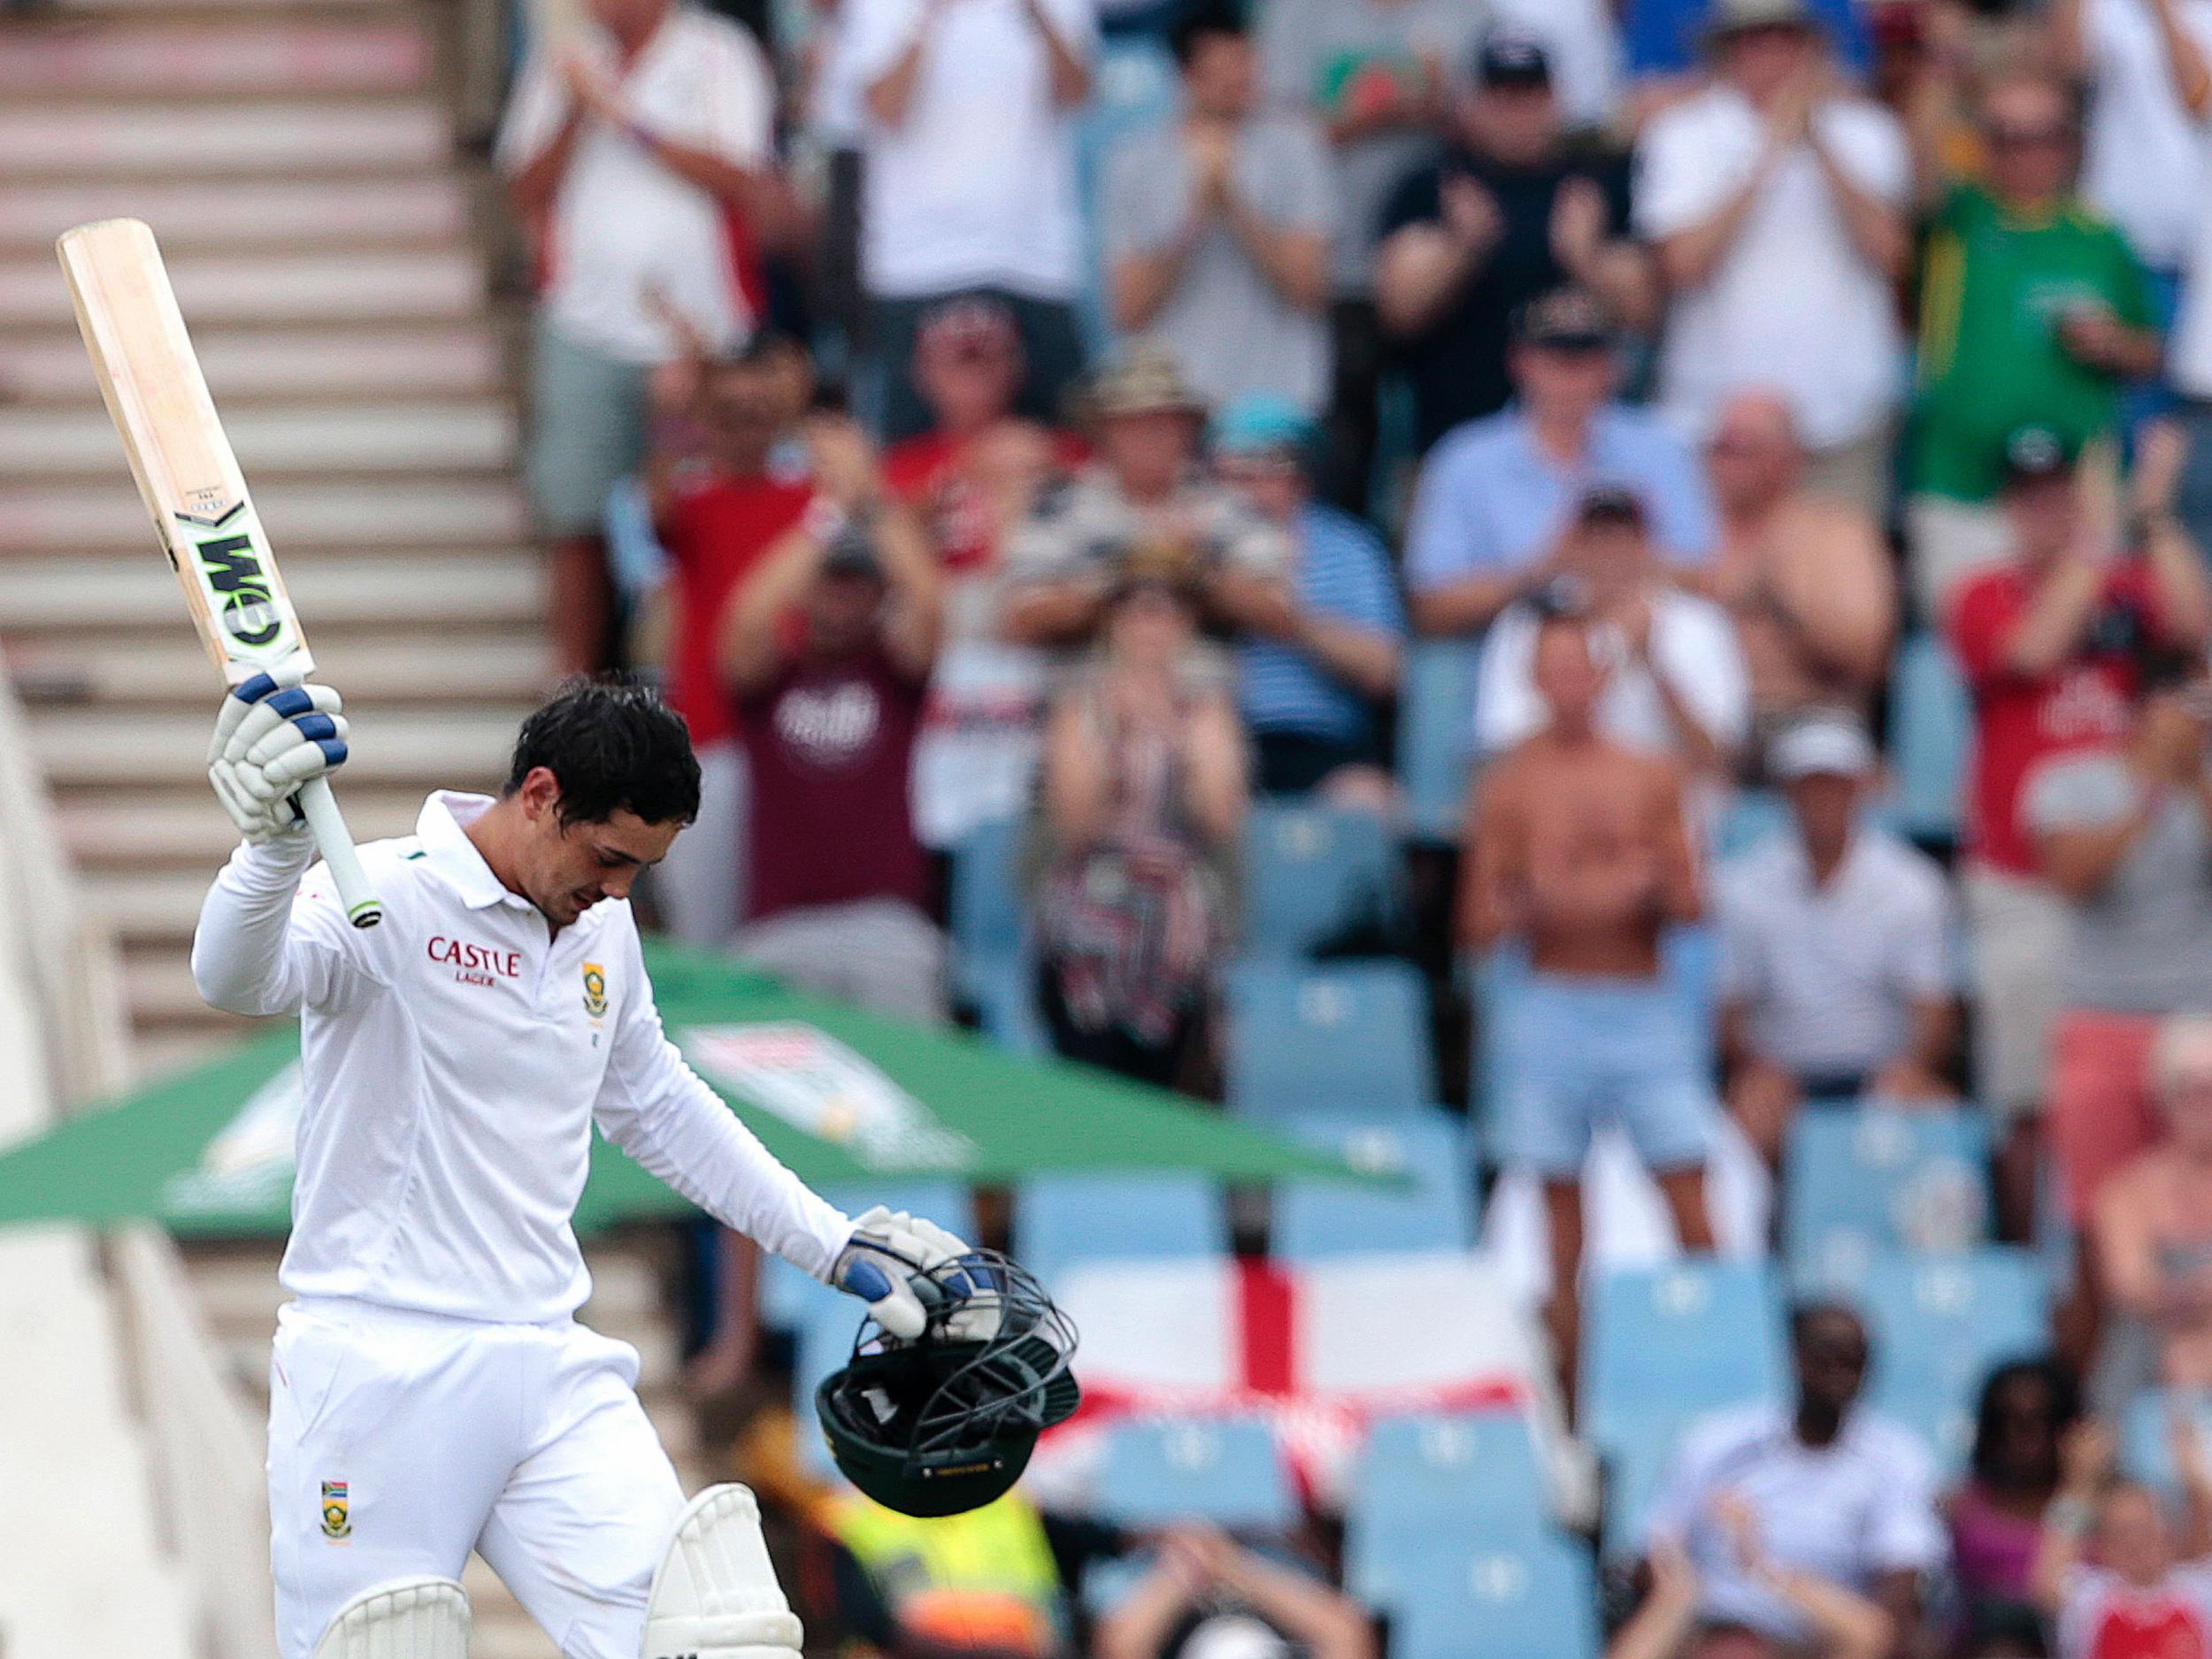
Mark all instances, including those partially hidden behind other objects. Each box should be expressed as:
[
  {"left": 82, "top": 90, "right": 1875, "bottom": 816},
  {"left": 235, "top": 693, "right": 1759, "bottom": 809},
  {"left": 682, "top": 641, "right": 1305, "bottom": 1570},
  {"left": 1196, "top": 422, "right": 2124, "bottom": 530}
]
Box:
[{"left": 1906, "top": 67, "right": 2161, "bottom": 619}]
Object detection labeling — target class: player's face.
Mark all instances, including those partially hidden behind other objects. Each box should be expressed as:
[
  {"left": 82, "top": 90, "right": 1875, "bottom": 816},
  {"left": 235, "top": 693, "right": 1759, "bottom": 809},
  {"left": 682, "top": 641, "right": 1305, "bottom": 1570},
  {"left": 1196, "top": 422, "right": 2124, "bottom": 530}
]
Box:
[{"left": 522, "top": 789, "right": 681, "bottom": 926}]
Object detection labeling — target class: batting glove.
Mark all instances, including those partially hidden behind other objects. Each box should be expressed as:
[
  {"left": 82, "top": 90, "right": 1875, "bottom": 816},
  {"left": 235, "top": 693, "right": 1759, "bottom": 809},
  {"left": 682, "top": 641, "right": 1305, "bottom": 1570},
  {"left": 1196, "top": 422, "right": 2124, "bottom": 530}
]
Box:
[
  {"left": 834, "top": 1207, "right": 1001, "bottom": 1341},
  {"left": 208, "top": 667, "right": 349, "bottom": 845}
]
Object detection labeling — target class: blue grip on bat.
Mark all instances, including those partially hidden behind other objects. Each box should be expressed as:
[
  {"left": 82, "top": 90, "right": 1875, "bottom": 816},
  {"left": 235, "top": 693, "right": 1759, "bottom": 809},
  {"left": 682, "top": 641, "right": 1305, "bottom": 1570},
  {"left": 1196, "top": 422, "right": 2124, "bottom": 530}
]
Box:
[
  {"left": 233, "top": 672, "right": 279, "bottom": 704},
  {"left": 266, "top": 687, "right": 314, "bottom": 718},
  {"left": 293, "top": 713, "right": 337, "bottom": 743},
  {"left": 315, "top": 739, "right": 349, "bottom": 767},
  {"left": 841, "top": 1259, "right": 893, "bottom": 1302}
]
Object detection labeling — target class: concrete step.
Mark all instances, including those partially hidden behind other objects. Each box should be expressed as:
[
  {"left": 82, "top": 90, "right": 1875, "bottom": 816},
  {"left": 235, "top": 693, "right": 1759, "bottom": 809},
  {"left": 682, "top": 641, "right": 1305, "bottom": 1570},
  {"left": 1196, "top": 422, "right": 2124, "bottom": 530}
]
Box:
[
  {"left": 0, "top": 20, "right": 429, "bottom": 98},
  {"left": 0, "top": 401, "right": 518, "bottom": 480},
  {"left": 0, "top": 551, "right": 540, "bottom": 632},
  {"left": 58, "top": 786, "right": 445, "bottom": 870},
  {"left": 0, "top": 247, "right": 484, "bottom": 328},
  {"left": 32, "top": 705, "right": 526, "bottom": 790},
  {"left": 0, "top": 179, "right": 470, "bottom": 255},
  {"left": 14, "top": 632, "right": 547, "bottom": 711},
  {"left": 0, "top": 480, "right": 526, "bottom": 554},
  {"left": 0, "top": 323, "right": 507, "bottom": 404},
  {"left": 131, "top": 1025, "right": 245, "bottom": 1081},
  {"left": 0, "top": 103, "right": 449, "bottom": 181}
]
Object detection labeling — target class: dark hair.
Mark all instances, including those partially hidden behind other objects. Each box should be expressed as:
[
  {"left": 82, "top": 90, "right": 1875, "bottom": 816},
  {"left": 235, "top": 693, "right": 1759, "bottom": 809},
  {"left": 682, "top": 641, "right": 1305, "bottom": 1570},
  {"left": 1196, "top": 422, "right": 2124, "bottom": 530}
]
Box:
[
  {"left": 504, "top": 678, "right": 702, "bottom": 827},
  {"left": 1967, "top": 1357, "right": 2080, "bottom": 1489},
  {"left": 1786, "top": 1299, "right": 1867, "bottom": 1347},
  {"left": 1170, "top": 0, "right": 1247, "bottom": 64}
]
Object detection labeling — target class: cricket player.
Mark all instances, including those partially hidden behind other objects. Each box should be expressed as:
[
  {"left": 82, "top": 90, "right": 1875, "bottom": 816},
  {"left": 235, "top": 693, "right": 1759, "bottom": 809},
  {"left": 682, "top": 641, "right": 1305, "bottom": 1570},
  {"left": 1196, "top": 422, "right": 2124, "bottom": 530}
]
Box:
[{"left": 191, "top": 674, "right": 971, "bottom": 1659}]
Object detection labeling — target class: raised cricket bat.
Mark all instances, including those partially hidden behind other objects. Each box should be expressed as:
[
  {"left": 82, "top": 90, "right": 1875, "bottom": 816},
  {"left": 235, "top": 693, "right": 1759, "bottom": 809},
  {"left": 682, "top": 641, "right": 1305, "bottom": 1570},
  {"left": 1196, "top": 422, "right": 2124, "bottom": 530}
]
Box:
[{"left": 57, "top": 218, "right": 382, "bottom": 928}]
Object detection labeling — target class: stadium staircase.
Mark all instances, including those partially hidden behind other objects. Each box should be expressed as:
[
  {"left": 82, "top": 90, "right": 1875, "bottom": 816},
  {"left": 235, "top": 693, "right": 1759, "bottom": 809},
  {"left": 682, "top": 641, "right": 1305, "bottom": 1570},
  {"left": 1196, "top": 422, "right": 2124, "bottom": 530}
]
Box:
[{"left": 0, "top": 6, "right": 713, "bottom": 1656}]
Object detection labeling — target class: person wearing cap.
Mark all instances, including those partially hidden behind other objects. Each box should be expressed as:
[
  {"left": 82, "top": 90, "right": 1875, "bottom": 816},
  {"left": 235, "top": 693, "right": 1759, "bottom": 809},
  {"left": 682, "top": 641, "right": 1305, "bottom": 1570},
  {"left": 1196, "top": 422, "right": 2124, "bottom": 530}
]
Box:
[
  {"left": 1471, "top": 481, "right": 1748, "bottom": 776},
  {"left": 1104, "top": 0, "right": 1333, "bottom": 417},
  {"left": 1632, "top": 0, "right": 1911, "bottom": 514},
  {"left": 2029, "top": 660, "right": 2212, "bottom": 1257},
  {"left": 1908, "top": 65, "right": 2160, "bottom": 620},
  {"left": 720, "top": 414, "right": 949, "bottom": 1021},
  {"left": 1212, "top": 395, "right": 1404, "bottom": 808},
  {"left": 1376, "top": 33, "right": 1651, "bottom": 455},
  {"left": 1715, "top": 713, "right": 1959, "bottom": 1164},
  {"left": 999, "top": 346, "right": 1294, "bottom": 657},
  {"left": 1404, "top": 285, "right": 1717, "bottom": 641},
  {"left": 1946, "top": 420, "right": 2211, "bottom": 1235},
  {"left": 1092, "top": 1525, "right": 1376, "bottom": 1659}
]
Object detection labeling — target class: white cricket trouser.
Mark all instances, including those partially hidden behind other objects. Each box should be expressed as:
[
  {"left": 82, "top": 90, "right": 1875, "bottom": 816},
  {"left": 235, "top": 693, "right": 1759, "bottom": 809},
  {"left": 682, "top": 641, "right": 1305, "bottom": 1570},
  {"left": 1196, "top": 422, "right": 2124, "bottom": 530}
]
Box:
[{"left": 268, "top": 1299, "right": 686, "bottom": 1659}]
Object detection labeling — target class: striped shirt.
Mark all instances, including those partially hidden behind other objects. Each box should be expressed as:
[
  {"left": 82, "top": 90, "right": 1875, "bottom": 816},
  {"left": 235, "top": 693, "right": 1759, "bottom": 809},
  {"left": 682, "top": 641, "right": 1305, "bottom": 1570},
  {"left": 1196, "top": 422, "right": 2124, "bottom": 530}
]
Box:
[{"left": 1236, "top": 503, "right": 1404, "bottom": 747}]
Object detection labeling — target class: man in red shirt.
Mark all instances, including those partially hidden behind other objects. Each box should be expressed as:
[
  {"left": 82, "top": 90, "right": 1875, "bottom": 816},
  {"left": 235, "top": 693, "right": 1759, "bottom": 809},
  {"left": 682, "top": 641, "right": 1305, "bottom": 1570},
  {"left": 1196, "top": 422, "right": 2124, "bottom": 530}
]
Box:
[
  {"left": 647, "top": 342, "right": 813, "bottom": 943},
  {"left": 1946, "top": 425, "right": 2210, "bottom": 1233},
  {"left": 722, "top": 415, "right": 947, "bottom": 1022}
]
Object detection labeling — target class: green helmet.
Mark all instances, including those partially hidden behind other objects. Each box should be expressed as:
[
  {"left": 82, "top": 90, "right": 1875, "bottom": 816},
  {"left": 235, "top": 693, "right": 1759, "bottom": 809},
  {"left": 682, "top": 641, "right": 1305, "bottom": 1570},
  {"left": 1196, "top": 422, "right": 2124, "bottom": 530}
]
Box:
[{"left": 817, "top": 1250, "right": 1080, "bottom": 1517}]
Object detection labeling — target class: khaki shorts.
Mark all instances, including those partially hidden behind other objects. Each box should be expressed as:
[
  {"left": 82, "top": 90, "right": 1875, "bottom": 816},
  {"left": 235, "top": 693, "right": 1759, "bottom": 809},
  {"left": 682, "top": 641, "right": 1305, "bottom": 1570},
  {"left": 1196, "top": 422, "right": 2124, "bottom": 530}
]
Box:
[
  {"left": 1962, "top": 864, "right": 2071, "bottom": 1124},
  {"left": 524, "top": 314, "right": 650, "bottom": 539}
]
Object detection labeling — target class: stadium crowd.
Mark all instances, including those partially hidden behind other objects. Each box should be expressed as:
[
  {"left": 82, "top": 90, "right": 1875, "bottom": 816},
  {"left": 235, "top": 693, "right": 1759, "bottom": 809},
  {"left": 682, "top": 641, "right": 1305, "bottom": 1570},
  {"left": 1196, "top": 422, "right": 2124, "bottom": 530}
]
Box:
[{"left": 488, "top": 0, "right": 2212, "bottom": 1651}]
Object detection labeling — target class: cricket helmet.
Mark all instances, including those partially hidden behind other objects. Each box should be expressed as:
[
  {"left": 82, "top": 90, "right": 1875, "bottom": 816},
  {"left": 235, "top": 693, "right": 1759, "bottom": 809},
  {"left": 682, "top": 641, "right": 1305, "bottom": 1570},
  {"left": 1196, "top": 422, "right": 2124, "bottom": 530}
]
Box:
[{"left": 817, "top": 1250, "right": 1080, "bottom": 1517}]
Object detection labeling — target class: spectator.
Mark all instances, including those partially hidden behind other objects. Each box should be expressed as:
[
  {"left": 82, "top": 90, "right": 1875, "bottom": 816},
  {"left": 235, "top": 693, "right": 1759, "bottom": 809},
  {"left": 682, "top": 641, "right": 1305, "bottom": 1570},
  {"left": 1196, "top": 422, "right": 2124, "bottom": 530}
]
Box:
[
  {"left": 2032, "top": 664, "right": 2212, "bottom": 1240},
  {"left": 1256, "top": 0, "right": 1490, "bottom": 511},
  {"left": 1212, "top": 396, "right": 1404, "bottom": 810},
  {"left": 1462, "top": 606, "right": 1714, "bottom": 1375},
  {"left": 2050, "top": 0, "right": 2212, "bottom": 337},
  {"left": 1092, "top": 1525, "right": 1375, "bottom": 1659},
  {"left": 1946, "top": 1359, "right": 2083, "bottom": 1625},
  {"left": 1717, "top": 715, "right": 1959, "bottom": 1164},
  {"left": 1643, "top": 1303, "right": 1944, "bottom": 1654},
  {"left": 1623, "top": 0, "right": 1875, "bottom": 98},
  {"left": 1947, "top": 424, "right": 2212, "bottom": 1235},
  {"left": 1000, "top": 347, "right": 1293, "bottom": 657},
  {"left": 2090, "top": 1018, "right": 2212, "bottom": 1400},
  {"left": 1375, "top": 35, "right": 1651, "bottom": 455},
  {"left": 644, "top": 342, "right": 816, "bottom": 943},
  {"left": 1104, "top": 2, "right": 1333, "bottom": 416},
  {"left": 2031, "top": 1415, "right": 2212, "bottom": 1659},
  {"left": 1485, "top": 0, "right": 1624, "bottom": 130},
  {"left": 1033, "top": 558, "right": 1247, "bottom": 1085},
  {"left": 1609, "top": 1526, "right": 1892, "bottom": 1659},
  {"left": 825, "top": 1488, "right": 1069, "bottom": 1659},
  {"left": 885, "top": 298, "right": 1085, "bottom": 848},
  {"left": 722, "top": 415, "right": 947, "bottom": 1019},
  {"left": 841, "top": 0, "right": 1096, "bottom": 442},
  {"left": 1698, "top": 390, "right": 1895, "bottom": 744},
  {"left": 1471, "top": 487, "right": 1748, "bottom": 778},
  {"left": 1908, "top": 66, "right": 2160, "bottom": 618},
  {"left": 498, "top": 0, "right": 782, "bottom": 672},
  {"left": 1633, "top": 0, "right": 1911, "bottom": 513},
  {"left": 1406, "top": 288, "right": 1718, "bottom": 641}
]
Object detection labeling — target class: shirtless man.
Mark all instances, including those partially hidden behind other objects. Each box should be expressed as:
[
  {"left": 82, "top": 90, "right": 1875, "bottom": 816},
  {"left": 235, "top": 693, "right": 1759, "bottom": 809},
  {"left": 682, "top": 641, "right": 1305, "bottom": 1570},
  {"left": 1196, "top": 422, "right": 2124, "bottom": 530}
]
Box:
[{"left": 1463, "top": 605, "right": 1717, "bottom": 1379}]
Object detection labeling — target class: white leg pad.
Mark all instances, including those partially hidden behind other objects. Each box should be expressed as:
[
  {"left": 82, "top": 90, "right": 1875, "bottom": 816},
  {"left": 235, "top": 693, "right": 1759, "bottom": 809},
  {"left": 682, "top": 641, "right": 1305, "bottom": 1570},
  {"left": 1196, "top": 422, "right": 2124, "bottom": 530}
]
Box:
[
  {"left": 310, "top": 1578, "right": 470, "bottom": 1659},
  {"left": 641, "top": 1484, "right": 805, "bottom": 1659}
]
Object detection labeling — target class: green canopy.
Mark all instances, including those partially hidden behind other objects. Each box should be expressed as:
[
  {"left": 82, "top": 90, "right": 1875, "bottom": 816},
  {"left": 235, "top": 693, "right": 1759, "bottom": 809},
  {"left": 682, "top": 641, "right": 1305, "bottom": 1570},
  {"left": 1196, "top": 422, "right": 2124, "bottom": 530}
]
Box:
[{"left": 0, "top": 940, "right": 1365, "bottom": 1237}]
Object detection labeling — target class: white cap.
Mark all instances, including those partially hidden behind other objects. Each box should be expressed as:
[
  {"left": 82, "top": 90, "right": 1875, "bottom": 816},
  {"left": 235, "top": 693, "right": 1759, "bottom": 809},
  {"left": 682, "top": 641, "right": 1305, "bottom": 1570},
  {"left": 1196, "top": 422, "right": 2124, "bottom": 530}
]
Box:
[
  {"left": 1769, "top": 714, "right": 1878, "bottom": 781},
  {"left": 1180, "top": 1617, "right": 1294, "bottom": 1659}
]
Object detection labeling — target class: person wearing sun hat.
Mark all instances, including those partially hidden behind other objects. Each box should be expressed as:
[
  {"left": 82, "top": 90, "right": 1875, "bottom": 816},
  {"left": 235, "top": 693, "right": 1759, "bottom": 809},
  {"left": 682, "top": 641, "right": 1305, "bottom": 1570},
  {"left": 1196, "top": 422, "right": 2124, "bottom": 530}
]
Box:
[
  {"left": 997, "top": 345, "right": 1294, "bottom": 664},
  {"left": 1211, "top": 394, "right": 1403, "bottom": 808}
]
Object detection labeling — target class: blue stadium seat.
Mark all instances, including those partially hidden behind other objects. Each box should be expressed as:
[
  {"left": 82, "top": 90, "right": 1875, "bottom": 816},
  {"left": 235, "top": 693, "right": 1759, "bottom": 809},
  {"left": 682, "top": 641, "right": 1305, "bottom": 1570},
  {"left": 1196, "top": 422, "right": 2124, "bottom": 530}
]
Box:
[
  {"left": 1270, "top": 1107, "right": 1476, "bottom": 1260},
  {"left": 1344, "top": 1413, "right": 1550, "bottom": 1608},
  {"left": 1581, "top": 1260, "right": 1788, "bottom": 1456},
  {"left": 1225, "top": 960, "right": 1432, "bottom": 1111},
  {"left": 1600, "top": 1435, "right": 1677, "bottom": 1564},
  {"left": 1716, "top": 789, "right": 1793, "bottom": 858},
  {"left": 1390, "top": 1531, "right": 1601, "bottom": 1659},
  {"left": 1850, "top": 1249, "right": 2052, "bottom": 1468},
  {"left": 761, "top": 1182, "right": 979, "bottom": 1332},
  {"left": 1013, "top": 1171, "right": 1225, "bottom": 1286},
  {"left": 1784, "top": 1106, "right": 1993, "bottom": 1291},
  {"left": 1094, "top": 1415, "right": 1296, "bottom": 1532},
  {"left": 1396, "top": 640, "right": 1480, "bottom": 844},
  {"left": 1888, "top": 633, "right": 1971, "bottom": 845},
  {"left": 1241, "top": 801, "right": 1402, "bottom": 960},
  {"left": 2122, "top": 1389, "right": 2212, "bottom": 1489}
]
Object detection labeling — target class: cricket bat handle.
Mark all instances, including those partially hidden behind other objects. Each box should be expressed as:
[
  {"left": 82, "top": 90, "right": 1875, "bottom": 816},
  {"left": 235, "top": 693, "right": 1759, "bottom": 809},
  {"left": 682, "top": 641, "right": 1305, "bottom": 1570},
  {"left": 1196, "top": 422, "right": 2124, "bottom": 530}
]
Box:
[{"left": 296, "top": 778, "right": 383, "bottom": 929}]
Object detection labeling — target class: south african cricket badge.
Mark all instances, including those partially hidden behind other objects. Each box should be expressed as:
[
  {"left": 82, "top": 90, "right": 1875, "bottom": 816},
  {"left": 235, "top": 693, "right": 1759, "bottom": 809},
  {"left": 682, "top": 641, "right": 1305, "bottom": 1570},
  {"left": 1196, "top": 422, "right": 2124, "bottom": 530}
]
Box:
[
  {"left": 320, "top": 1480, "right": 352, "bottom": 1540},
  {"left": 582, "top": 963, "right": 608, "bottom": 1020}
]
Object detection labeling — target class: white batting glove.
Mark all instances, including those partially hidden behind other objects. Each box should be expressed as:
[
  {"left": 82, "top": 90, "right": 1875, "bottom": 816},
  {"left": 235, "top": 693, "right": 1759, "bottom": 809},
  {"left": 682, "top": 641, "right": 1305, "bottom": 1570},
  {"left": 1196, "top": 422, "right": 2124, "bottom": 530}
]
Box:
[
  {"left": 208, "top": 666, "right": 349, "bottom": 844},
  {"left": 834, "top": 1206, "right": 1000, "bottom": 1341}
]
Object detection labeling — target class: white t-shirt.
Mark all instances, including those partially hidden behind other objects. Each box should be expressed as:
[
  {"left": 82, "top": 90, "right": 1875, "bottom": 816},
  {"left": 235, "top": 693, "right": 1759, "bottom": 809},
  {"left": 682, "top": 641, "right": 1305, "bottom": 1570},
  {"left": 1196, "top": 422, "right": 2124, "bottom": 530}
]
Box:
[
  {"left": 496, "top": 6, "right": 774, "bottom": 364},
  {"left": 1634, "top": 87, "right": 1910, "bottom": 450},
  {"left": 843, "top": 0, "right": 1097, "bottom": 300},
  {"left": 1472, "top": 589, "right": 1751, "bottom": 761},
  {"left": 190, "top": 793, "right": 855, "bottom": 1325},
  {"left": 2081, "top": 0, "right": 2212, "bottom": 272}
]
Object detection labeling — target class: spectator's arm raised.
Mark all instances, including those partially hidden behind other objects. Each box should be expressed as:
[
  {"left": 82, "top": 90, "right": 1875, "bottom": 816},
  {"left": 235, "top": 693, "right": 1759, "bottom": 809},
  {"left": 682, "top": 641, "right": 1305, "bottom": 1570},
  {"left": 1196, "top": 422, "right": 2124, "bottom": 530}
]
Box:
[
  {"left": 2030, "top": 1420, "right": 2115, "bottom": 1614},
  {"left": 871, "top": 496, "right": 944, "bottom": 682},
  {"left": 1376, "top": 174, "right": 1506, "bottom": 339}
]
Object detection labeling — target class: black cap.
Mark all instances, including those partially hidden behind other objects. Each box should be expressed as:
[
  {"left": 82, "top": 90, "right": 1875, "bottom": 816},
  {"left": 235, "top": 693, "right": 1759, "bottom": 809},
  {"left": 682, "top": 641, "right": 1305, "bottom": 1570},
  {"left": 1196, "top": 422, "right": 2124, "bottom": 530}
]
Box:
[
  {"left": 1515, "top": 287, "right": 1616, "bottom": 351},
  {"left": 1476, "top": 32, "right": 1552, "bottom": 88},
  {"left": 821, "top": 523, "right": 883, "bottom": 580},
  {"left": 2001, "top": 426, "right": 2077, "bottom": 487},
  {"left": 1575, "top": 483, "right": 1648, "bottom": 526}
]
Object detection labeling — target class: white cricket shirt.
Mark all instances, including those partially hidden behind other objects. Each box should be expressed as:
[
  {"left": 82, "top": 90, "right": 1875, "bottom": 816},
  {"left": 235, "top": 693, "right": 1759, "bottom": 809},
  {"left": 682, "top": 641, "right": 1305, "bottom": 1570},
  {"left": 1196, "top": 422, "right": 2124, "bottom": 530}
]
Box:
[{"left": 191, "top": 792, "right": 855, "bottom": 1325}]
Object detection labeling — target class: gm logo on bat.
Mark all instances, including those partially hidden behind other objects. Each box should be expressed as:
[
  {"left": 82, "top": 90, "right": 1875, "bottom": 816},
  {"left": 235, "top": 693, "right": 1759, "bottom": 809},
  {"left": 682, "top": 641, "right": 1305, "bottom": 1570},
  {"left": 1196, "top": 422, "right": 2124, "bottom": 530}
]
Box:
[{"left": 195, "top": 529, "right": 286, "bottom": 649}]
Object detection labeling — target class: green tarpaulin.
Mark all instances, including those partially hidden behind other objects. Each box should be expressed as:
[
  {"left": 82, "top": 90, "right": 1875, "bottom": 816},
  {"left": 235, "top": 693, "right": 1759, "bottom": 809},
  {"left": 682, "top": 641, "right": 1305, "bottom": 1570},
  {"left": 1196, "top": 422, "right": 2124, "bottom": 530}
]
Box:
[{"left": 0, "top": 941, "right": 1365, "bottom": 1237}]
